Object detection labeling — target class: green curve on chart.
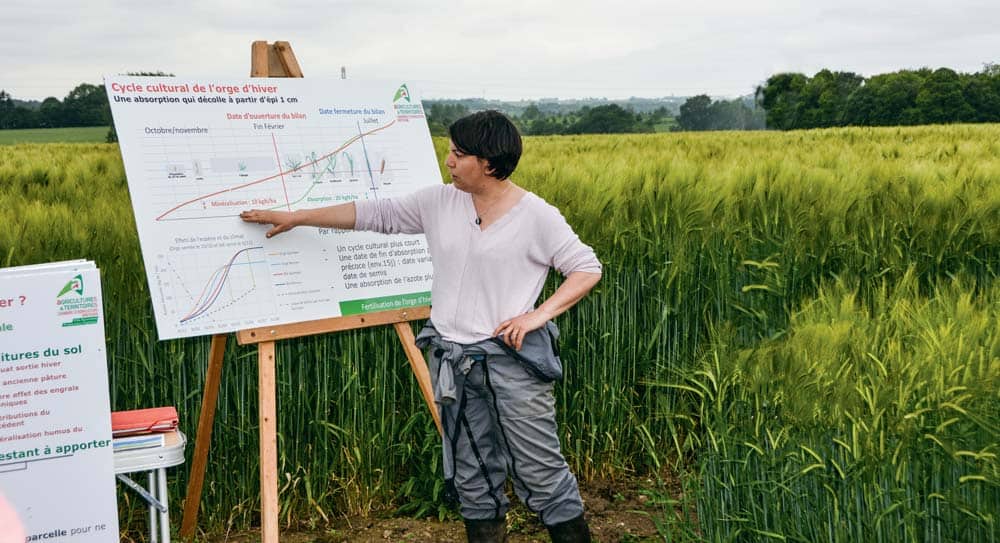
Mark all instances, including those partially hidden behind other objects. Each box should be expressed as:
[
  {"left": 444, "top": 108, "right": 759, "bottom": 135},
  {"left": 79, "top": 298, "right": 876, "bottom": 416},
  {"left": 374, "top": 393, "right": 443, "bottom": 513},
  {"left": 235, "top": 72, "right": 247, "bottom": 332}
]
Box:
[{"left": 267, "top": 179, "right": 322, "bottom": 210}]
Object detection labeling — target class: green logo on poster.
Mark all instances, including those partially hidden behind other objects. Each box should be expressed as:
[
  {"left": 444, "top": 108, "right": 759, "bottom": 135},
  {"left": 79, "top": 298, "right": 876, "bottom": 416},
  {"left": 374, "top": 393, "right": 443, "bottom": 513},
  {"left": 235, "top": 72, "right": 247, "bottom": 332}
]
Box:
[
  {"left": 57, "top": 275, "right": 84, "bottom": 298},
  {"left": 393, "top": 84, "right": 411, "bottom": 103}
]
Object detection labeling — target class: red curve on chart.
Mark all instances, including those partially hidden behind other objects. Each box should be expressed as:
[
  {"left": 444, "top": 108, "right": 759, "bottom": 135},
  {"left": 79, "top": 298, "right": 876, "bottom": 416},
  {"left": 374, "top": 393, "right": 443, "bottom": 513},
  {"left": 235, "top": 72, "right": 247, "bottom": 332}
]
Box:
[{"left": 154, "top": 120, "right": 396, "bottom": 221}]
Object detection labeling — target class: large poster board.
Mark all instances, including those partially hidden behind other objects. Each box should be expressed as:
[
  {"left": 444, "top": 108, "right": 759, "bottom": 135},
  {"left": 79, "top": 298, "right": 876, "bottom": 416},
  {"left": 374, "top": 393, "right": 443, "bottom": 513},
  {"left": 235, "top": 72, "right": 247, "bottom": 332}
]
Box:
[
  {"left": 0, "top": 261, "right": 118, "bottom": 541},
  {"left": 105, "top": 76, "right": 439, "bottom": 339}
]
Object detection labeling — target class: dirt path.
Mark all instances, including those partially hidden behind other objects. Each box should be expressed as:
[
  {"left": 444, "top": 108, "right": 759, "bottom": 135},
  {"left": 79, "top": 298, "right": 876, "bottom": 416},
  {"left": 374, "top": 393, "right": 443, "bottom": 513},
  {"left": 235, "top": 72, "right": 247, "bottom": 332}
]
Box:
[{"left": 202, "top": 481, "right": 669, "bottom": 542}]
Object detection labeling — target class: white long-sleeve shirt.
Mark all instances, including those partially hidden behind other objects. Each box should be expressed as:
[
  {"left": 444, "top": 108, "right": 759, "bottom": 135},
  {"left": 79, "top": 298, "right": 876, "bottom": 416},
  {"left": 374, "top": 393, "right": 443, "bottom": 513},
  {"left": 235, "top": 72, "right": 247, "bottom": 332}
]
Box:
[{"left": 354, "top": 184, "right": 601, "bottom": 344}]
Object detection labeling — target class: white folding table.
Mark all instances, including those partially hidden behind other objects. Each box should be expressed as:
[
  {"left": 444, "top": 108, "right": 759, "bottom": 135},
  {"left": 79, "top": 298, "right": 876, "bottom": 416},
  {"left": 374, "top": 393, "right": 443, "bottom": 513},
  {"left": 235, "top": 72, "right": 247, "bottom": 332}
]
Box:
[{"left": 113, "top": 430, "right": 186, "bottom": 543}]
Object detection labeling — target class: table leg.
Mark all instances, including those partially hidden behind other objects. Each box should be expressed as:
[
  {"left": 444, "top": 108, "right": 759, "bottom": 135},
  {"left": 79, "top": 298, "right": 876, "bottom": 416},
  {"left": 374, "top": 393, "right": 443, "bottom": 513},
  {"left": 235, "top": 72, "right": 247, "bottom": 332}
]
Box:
[
  {"left": 159, "top": 467, "right": 170, "bottom": 543},
  {"left": 149, "top": 471, "right": 158, "bottom": 543}
]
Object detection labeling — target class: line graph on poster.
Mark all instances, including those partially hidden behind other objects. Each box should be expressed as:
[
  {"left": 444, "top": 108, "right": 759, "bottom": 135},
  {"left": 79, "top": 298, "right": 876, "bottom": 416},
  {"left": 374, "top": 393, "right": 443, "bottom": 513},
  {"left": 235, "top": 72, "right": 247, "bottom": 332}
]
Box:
[
  {"left": 145, "top": 120, "right": 411, "bottom": 222},
  {"left": 152, "top": 243, "right": 280, "bottom": 336}
]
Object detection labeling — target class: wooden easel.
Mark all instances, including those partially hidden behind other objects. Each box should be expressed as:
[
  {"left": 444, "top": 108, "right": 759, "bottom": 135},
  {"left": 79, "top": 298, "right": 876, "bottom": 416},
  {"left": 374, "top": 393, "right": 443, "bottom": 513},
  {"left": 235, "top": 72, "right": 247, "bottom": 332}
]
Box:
[{"left": 178, "top": 40, "right": 441, "bottom": 542}]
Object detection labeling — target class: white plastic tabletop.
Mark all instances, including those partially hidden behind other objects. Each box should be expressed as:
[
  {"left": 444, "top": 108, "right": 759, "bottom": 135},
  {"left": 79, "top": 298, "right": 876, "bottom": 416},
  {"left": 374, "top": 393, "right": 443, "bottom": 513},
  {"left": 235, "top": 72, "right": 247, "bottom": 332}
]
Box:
[{"left": 113, "top": 430, "right": 186, "bottom": 474}]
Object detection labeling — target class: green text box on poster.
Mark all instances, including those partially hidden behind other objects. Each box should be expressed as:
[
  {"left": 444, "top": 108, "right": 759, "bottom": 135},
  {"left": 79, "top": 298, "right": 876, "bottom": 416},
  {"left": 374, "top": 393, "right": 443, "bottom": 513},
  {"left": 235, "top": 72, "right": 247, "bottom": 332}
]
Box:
[{"left": 339, "top": 291, "right": 431, "bottom": 316}]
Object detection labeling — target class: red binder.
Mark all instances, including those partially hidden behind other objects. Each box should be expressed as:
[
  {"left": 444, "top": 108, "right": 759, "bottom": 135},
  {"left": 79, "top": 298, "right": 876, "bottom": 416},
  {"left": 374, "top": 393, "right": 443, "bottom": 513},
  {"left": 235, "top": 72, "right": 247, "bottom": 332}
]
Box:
[{"left": 111, "top": 406, "right": 179, "bottom": 436}]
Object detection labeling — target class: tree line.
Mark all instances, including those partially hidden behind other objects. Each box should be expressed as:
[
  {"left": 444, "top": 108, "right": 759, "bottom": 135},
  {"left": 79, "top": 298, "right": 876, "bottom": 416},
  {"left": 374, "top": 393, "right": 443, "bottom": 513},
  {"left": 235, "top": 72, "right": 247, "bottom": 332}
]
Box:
[
  {"left": 0, "top": 73, "right": 170, "bottom": 131},
  {"left": 4, "top": 64, "right": 1000, "bottom": 134},
  {"left": 427, "top": 102, "right": 677, "bottom": 136},
  {"left": 759, "top": 64, "right": 1000, "bottom": 130},
  {"left": 675, "top": 95, "right": 766, "bottom": 131},
  {"left": 0, "top": 84, "right": 111, "bottom": 130},
  {"left": 427, "top": 98, "right": 766, "bottom": 135}
]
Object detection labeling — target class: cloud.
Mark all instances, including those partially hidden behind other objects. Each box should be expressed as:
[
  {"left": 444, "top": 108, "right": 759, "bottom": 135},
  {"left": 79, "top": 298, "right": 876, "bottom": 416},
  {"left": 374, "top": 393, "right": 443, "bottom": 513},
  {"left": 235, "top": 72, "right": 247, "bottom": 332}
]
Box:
[{"left": 3, "top": 0, "right": 999, "bottom": 101}]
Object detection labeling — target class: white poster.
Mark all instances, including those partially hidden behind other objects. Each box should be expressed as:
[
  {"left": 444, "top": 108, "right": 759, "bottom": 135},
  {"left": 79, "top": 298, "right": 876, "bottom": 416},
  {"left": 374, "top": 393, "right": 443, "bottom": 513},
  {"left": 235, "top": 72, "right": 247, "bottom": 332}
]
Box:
[
  {"left": 0, "top": 262, "right": 118, "bottom": 542},
  {"left": 106, "top": 76, "right": 439, "bottom": 339}
]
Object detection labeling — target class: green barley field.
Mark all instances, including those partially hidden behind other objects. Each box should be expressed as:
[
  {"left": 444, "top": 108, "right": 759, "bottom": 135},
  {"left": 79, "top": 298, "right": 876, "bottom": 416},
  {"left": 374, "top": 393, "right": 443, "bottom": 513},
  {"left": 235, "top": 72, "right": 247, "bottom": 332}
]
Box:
[
  {"left": 2, "top": 125, "right": 998, "bottom": 541},
  {"left": 0, "top": 126, "right": 109, "bottom": 145}
]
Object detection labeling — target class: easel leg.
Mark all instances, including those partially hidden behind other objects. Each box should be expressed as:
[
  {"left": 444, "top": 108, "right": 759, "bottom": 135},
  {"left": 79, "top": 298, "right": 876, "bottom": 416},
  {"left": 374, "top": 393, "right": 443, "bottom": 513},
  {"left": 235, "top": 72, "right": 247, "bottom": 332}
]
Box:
[
  {"left": 180, "top": 333, "right": 227, "bottom": 539},
  {"left": 259, "top": 341, "right": 279, "bottom": 543},
  {"left": 393, "top": 322, "right": 442, "bottom": 435}
]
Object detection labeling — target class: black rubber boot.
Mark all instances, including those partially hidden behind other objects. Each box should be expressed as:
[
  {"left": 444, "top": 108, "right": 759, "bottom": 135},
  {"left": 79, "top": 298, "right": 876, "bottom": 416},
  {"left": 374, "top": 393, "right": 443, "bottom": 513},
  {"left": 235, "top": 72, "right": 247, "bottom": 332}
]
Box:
[
  {"left": 545, "top": 514, "right": 592, "bottom": 543},
  {"left": 464, "top": 517, "right": 509, "bottom": 543}
]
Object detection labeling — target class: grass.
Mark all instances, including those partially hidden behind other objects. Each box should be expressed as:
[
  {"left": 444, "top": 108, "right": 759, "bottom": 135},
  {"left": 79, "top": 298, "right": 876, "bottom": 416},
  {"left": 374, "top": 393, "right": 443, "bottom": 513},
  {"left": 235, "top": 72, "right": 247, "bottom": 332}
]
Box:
[
  {"left": 658, "top": 275, "right": 999, "bottom": 541},
  {"left": 0, "top": 126, "right": 109, "bottom": 145}
]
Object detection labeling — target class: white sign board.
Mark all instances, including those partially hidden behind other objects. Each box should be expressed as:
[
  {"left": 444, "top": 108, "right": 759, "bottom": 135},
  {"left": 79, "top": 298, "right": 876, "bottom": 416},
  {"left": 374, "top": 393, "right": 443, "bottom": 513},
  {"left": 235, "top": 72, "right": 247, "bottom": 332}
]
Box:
[
  {"left": 0, "top": 261, "right": 118, "bottom": 542},
  {"left": 106, "top": 76, "right": 439, "bottom": 339}
]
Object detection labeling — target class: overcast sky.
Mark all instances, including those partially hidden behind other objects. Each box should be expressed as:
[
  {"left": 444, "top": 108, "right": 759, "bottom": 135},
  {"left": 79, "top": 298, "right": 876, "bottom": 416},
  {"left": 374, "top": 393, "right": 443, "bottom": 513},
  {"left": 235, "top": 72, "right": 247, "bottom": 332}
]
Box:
[{"left": 4, "top": 0, "right": 999, "bottom": 102}]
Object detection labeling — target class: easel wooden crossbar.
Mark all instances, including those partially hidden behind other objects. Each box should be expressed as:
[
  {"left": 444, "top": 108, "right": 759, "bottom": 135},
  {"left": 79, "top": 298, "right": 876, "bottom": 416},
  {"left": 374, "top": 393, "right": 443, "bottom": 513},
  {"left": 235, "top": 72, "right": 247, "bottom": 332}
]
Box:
[{"left": 178, "top": 41, "right": 441, "bottom": 542}]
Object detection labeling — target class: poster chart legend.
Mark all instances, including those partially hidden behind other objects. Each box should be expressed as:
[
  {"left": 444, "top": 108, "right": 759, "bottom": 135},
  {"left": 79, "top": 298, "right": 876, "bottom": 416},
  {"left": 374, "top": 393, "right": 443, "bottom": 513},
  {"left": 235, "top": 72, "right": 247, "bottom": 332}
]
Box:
[{"left": 106, "top": 76, "right": 439, "bottom": 339}]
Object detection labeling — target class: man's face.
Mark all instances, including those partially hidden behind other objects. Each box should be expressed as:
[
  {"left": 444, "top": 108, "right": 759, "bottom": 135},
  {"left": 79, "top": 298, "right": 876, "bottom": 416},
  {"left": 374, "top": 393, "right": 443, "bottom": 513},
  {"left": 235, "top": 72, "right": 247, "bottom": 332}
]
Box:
[{"left": 445, "top": 140, "right": 492, "bottom": 192}]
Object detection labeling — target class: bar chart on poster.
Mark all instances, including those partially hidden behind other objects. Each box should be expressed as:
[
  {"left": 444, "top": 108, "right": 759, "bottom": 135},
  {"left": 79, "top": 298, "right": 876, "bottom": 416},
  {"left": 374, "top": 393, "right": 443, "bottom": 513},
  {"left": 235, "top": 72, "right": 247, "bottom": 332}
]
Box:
[{"left": 106, "top": 76, "right": 440, "bottom": 339}]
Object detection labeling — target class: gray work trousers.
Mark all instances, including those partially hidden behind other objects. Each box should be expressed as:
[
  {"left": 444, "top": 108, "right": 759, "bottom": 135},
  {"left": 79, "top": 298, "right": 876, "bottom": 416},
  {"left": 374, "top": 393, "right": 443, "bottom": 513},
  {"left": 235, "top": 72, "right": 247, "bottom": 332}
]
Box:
[{"left": 430, "top": 351, "right": 585, "bottom": 525}]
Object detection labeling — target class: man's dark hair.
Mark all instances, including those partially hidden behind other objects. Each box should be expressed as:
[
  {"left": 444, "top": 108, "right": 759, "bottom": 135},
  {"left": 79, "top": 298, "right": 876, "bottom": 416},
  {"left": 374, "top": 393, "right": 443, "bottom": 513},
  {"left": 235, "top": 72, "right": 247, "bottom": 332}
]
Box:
[{"left": 448, "top": 110, "right": 522, "bottom": 180}]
